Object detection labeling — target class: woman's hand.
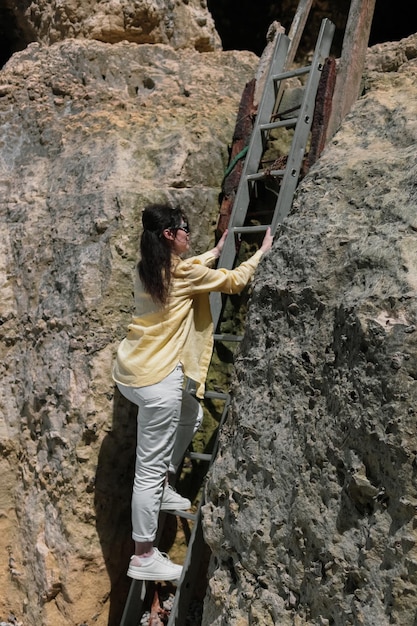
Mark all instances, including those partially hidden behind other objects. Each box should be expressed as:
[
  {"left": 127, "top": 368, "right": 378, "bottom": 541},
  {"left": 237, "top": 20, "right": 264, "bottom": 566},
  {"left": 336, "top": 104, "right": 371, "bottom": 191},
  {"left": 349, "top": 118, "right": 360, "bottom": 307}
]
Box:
[
  {"left": 212, "top": 226, "right": 272, "bottom": 258},
  {"left": 260, "top": 227, "right": 273, "bottom": 253},
  {"left": 213, "top": 229, "right": 228, "bottom": 258}
]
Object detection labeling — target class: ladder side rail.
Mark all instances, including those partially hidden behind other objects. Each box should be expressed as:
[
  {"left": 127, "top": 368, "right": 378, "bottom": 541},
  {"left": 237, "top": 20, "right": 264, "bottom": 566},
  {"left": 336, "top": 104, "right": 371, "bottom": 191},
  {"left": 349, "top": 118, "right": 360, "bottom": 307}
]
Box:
[
  {"left": 272, "top": 0, "right": 314, "bottom": 118},
  {"left": 210, "top": 34, "right": 290, "bottom": 328},
  {"left": 166, "top": 499, "right": 206, "bottom": 626},
  {"left": 167, "top": 394, "right": 232, "bottom": 626},
  {"left": 208, "top": 237, "right": 232, "bottom": 328},
  {"left": 220, "top": 39, "right": 289, "bottom": 227},
  {"left": 226, "top": 32, "right": 290, "bottom": 232},
  {"left": 271, "top": 18, "right": 335, "bottom": 233},
  {"left": 120, "top": 580, "right": 147, "bottom": 626}
]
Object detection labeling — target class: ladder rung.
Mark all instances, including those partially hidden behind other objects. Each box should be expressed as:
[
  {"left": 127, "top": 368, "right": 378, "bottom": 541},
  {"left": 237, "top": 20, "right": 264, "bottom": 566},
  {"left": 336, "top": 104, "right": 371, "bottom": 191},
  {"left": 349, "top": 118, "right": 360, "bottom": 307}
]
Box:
[
  {"left": 166, "top": 510, "right": 198, "bottom": 521},
  {"left": 213, "top": 333, "right": 243, "bottom": 342},
  {"left": 247, "top": 169, "right": 286, "bottom": 182},
  {"left": 231, "top": 224, "right": 269, "bottom": 234},
  {"left": 189, "top": 451, "right": 212, "bottom": 462},
  {"left": 272, "top": 64, "right": 311, "bottom": 82},
  {"left": 259, "top": 117, "right": 298, "bottom": 132},
  {"left": 204, "top": 390, "right": 229, "bottom": 401}
]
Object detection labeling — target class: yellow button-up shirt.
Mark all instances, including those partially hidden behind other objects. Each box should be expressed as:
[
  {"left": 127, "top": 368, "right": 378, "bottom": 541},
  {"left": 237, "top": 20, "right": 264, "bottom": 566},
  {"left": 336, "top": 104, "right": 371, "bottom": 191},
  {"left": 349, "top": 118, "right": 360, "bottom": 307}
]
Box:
[{"left": 112, "top": 248, "right": 264, "bottom": 398}]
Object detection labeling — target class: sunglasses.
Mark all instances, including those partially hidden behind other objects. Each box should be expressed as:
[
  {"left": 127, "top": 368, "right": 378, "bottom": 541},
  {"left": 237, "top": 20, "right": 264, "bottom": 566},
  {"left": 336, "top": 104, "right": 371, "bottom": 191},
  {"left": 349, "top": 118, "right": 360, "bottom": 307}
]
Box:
[{"left": 176, "top": 224, "right": 190, "bottom": 234}]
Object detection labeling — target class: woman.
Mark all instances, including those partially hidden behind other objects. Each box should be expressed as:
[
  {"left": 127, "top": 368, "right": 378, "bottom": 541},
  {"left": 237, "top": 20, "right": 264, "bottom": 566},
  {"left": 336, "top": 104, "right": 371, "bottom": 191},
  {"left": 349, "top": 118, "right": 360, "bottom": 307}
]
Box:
[{"left": 112, "top": 203, "right": 273, "bottom": 582}]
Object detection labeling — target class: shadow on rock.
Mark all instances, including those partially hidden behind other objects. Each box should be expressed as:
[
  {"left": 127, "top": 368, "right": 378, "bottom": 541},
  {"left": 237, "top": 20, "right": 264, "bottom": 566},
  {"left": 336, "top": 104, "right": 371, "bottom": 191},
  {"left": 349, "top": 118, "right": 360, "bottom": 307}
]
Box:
[{"left": 95, "top": 386, "right": 137, "bottom": 626}]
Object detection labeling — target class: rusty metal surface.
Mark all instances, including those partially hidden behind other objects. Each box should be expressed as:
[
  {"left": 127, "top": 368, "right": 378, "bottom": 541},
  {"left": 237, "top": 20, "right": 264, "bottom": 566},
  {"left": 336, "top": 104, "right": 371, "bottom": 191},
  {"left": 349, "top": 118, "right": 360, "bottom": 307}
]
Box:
[
  {"left": 308, "top": 56, "right": 337, "bottom": 168},
  {"left": 216, "top": 78, "right": 256, "bottom": 236}
]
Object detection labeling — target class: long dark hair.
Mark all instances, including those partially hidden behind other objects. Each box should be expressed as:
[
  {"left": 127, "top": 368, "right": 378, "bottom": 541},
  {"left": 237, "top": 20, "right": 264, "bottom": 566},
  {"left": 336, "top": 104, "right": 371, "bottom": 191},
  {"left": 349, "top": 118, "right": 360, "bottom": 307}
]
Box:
[{"left": 138, "top": 203, "right": 188, "bottom": 306}]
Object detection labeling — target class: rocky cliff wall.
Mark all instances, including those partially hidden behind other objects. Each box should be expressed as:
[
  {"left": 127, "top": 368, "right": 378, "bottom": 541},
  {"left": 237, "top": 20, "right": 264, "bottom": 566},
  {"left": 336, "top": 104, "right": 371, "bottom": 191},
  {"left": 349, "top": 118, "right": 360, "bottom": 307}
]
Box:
[
  {"left": 0, "top": 37, "right": 258, "bottom": 625},
  {"left": 6, "top": 0, "right": 221, "bottom": 52},
  {"left": 202, "top": 33, "right": 417, "bottom": 626}
]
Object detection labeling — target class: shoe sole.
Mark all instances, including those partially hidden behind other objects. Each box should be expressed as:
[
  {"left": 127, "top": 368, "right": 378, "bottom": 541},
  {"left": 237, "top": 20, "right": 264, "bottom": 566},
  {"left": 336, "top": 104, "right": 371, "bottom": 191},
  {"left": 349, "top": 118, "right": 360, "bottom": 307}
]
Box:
[{"left": 127, "top": 567, "right": 182, "bottom": 582}]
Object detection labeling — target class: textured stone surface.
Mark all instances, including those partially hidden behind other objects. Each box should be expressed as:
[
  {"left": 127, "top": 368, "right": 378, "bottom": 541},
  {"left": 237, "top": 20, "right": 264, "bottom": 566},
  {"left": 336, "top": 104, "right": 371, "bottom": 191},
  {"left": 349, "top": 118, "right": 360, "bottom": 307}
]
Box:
[
  {"left": 11, "top": 0, "right": 221, "bottom": 51},
  {"left": 202, "top": 33, "right": 417, "bottom": 626},
  {"left": 0, "top": 39, "right": 258, "bottom": 625}
]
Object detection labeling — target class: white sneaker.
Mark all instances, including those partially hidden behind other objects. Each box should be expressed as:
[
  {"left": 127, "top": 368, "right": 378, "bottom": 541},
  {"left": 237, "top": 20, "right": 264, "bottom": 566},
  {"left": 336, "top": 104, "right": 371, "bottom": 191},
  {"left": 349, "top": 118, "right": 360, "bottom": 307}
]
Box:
[
  {"left": 161, "top": 484, "right": 191, "bottom": 511},
  {"left": 127, "top": 549, "right": 183, "bottom": 582}
]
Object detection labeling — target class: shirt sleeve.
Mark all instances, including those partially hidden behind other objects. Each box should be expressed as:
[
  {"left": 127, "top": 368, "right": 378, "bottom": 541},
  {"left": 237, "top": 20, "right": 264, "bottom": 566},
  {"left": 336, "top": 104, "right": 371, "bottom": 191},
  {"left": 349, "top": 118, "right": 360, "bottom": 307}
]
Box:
[
  {"left": 173, "top": 249, "right": 264, "bottom": 295},
  {"left": 184, "top": 250, "right": 217, "bottom": 267}
]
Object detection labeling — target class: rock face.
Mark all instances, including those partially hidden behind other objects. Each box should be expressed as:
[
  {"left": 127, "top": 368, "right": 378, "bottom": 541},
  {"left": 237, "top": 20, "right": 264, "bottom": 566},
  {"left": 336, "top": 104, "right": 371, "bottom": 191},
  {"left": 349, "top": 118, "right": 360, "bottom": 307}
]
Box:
[
  {"left": 0, "top": 38, "right": 258, "bottom": 625},
  {"left": 202, "top": 34, "right": 417, "bottom": 626},
  {"left": 10, "top": 0, "right": 221, "bottom": 51}
]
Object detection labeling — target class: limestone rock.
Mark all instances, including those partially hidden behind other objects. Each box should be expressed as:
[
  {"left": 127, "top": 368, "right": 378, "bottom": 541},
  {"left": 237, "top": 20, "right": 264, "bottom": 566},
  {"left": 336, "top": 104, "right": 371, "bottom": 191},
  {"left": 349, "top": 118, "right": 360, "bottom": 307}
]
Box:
[
  {"left": 0, "top": 39, "right": 258, "bottom": 625},
  {"left": 202, "top": 33, "right": 417, "bottom": 626},
  {"left": 13, "top": 0, "right": 221, "bottom": 51}
]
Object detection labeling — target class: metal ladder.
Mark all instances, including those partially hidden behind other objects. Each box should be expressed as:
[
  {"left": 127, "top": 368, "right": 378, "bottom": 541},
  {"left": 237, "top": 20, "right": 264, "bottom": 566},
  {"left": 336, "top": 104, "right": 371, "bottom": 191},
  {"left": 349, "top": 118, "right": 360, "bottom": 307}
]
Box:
[
  {"left": 120, "top": 17, "right": 334, "bottom": 626},
  {"left": 210, "top": 17, "right": 335, "bottom": 330}
]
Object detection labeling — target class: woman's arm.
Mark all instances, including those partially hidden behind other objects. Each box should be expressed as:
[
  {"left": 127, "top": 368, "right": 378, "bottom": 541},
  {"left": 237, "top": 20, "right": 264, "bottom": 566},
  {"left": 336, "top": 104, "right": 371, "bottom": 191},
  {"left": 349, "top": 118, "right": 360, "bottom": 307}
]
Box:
[
  {"left": 209, "top": 229, "right": 228, "bottom": 259},
  {"left": 209, "top": 227, "right": 273, "bottom": 258},
  {"left": 175, "top": 227, "right": 273, "bottom": 296}
]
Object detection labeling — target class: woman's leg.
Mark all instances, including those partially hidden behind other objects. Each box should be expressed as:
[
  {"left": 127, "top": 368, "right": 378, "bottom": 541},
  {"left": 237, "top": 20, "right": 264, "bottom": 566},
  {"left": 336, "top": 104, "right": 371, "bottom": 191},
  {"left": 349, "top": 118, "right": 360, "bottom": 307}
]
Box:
[
  {"left": 169, "top": 391, "right": 203, "bottom": 474},
  {"left": 117, "top": 364, "right": 183, "bottom": 572}
]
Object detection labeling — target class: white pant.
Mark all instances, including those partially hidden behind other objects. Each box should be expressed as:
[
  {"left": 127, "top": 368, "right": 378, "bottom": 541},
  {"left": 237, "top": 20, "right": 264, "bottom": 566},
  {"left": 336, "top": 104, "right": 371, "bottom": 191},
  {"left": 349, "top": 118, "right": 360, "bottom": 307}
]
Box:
[{"left": 117, "top": 364, "right": 202, "bottom": 542}]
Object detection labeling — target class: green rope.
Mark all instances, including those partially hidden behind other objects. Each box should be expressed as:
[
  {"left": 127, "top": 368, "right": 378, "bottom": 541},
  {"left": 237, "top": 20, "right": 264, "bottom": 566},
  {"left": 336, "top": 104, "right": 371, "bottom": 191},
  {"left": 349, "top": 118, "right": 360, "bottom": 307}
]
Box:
[{"left": 222, "top": 146, "right": 249, "bottom": 182}]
